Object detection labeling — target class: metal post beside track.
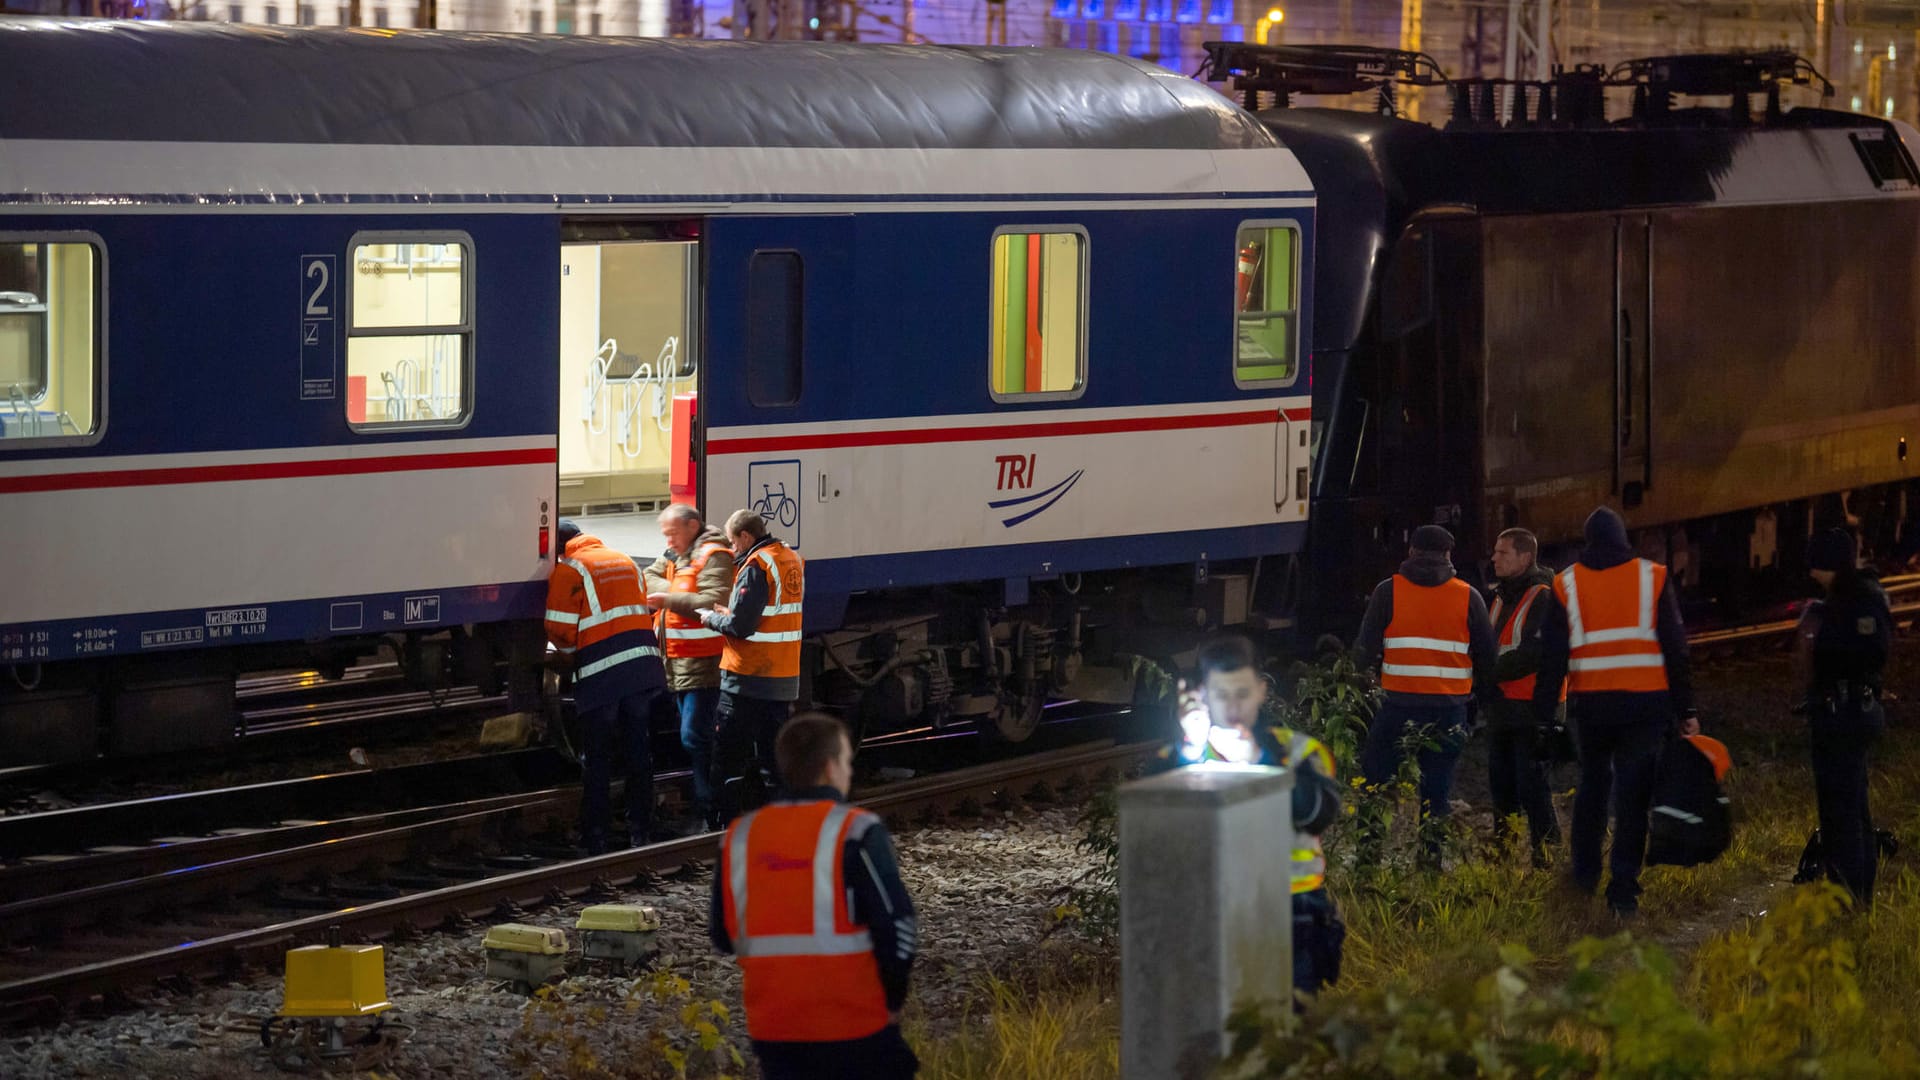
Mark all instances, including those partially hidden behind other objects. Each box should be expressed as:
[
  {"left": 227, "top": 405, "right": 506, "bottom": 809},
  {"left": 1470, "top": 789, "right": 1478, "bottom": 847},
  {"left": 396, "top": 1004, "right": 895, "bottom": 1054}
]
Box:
[{"left": 1119, "top": 764, "right": 1294, "bottom": 1078}]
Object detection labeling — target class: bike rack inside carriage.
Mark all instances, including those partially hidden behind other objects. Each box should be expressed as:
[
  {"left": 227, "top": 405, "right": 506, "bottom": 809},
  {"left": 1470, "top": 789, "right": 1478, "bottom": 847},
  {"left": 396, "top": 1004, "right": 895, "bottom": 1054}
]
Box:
[{"left": 1198, "top": 42, "right": 1837, "bottom": 130}]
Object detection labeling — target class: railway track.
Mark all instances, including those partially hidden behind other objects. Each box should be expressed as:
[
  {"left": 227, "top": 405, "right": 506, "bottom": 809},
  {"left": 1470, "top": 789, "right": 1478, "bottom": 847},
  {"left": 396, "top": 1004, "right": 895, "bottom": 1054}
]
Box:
[
  {"left": 1687, "top": 572, "right": 1920, "bottom": 649},
  {"left": 0, "top": 738, "right": 1153, "bottom": 1018}
]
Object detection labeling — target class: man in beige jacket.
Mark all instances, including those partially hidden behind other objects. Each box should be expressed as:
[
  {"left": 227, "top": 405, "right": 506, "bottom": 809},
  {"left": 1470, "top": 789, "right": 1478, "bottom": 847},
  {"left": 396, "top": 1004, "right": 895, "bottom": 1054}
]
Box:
[{"left": 643, "top": 503, "right": 736, "bottom": 829}]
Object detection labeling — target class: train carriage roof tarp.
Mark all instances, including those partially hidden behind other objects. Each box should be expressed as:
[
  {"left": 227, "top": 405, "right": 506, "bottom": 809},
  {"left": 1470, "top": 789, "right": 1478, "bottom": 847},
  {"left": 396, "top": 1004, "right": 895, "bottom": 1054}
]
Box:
[{"left": 0, "top": 18, "right": 1273, "bottom": 151}]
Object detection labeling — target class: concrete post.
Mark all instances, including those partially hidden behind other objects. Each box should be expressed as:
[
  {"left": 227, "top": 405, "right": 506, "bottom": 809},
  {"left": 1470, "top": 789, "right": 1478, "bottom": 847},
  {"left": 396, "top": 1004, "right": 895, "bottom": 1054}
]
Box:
[{"left": 1119, "top": 764, "right": 1294, "bottom": 1079}]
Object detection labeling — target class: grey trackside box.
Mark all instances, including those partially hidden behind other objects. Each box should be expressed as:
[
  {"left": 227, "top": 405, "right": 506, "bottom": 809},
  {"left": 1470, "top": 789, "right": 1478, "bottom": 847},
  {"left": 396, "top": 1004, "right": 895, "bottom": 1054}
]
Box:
[{"left": 1119, "top": 764, "right": 1294, "bottom": 1079}]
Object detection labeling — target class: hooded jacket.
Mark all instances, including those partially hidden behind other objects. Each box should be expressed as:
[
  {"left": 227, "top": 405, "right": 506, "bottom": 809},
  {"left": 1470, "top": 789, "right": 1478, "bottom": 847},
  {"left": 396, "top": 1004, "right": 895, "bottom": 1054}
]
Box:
[
  {"left": 1353, "top": 550, "right": 1497, "bottom": 706},
  {"left": 1534, "top": 507, "right": 1694, "bottom": 724},
  {"left": 642, "top": 523, "right": 735, "bottom": 692}
]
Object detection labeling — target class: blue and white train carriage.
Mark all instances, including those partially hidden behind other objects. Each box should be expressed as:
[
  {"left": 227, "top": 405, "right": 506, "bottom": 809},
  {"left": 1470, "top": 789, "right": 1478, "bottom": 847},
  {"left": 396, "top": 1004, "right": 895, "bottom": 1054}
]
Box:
[{"left": 0, "top": 18, "right": 1313, "bottom": 760}]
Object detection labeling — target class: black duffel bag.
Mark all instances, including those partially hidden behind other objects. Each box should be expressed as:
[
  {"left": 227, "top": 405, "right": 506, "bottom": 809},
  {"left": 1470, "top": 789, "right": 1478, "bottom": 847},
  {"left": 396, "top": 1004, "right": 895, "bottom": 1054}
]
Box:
[{"left": 1646, "top": 733, "right": 1733, "bottom": 868}]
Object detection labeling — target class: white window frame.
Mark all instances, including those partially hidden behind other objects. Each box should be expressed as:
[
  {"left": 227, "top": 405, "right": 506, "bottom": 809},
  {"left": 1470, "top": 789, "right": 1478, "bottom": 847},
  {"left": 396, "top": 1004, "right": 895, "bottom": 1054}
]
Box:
[
  {"left": 1232, "top": 218, "right": 1304, "bottom": 390},
  {"left": 344, "top": 230, "right": 475, "bottom": 433},
  {"left": 987, "top": 224, "right": 1090, "bottom": 404},
  {"left": 0, "top": 230, "right": 108, "bottom": 451}
]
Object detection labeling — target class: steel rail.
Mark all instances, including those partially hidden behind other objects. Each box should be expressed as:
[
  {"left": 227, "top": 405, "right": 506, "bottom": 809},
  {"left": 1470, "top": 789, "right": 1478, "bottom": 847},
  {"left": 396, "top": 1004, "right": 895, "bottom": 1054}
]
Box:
[
  {"left": 0, "top": 748, "right": 579, "bottom": 860},
  {"left": 0, "top": 739, "right": 1153, "bottom": 1011}
]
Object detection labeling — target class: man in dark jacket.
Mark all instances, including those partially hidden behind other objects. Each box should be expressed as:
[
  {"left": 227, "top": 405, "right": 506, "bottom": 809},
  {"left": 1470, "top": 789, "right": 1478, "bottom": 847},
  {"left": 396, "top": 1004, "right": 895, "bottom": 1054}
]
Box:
[
  {"left": 1795, "top": 528, "right": 1891, "bottom": 908},
  {"left": 702, "top": 509, "right": 804, "bottom": 821},
  {"left": 710, "top": 713, "right": 918, "bottom": 1079},
  {"left": 1485, "top": 527, "right": 1563, "bottom": 863},
  {"left": 1353, "top": 524, "right": 1497, "bottom": 865},
  {"left": 1535, "top": 507, "right": 1698, "bottom": 917}
]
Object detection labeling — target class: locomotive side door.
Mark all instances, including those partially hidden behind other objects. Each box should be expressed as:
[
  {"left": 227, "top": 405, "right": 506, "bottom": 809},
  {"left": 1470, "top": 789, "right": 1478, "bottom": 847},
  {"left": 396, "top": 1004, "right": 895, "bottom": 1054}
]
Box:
[{"left": 1614, "top": 214, "right": 1654, "bottom": 507}]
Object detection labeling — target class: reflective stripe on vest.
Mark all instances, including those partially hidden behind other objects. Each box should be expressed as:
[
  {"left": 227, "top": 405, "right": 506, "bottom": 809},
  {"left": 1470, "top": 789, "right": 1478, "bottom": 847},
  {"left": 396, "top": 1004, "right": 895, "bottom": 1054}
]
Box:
[
  {"left": 1556, "top": 559, "right": 1670, "bottom": 693},
  {"left": 551, "top": 544, "right": 662, "bottom": 683},
  {"left": 722, "top": 800, "right": 890, "bottom": 1042},
  {"left": 1381, "top": 575, "right": 1474, "bottom": 695},
  {"left": 1286, "top": 729, "right": 1332, "bottom": 894},
  {"left": 663, "top": 542, "right": 731, "bottom": 660},
  {"left": 721, "top": 541, "right": 805, "bottom": 681},
  {"left": 1492, "top": 583, "right": 1566, "bottom": 703}
]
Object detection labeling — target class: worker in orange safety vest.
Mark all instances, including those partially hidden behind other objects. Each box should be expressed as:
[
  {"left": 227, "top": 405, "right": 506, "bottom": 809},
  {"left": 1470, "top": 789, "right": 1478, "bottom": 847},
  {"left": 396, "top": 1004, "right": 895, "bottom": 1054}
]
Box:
[
  {"left": 1353, "top": 524, "right": 1497, "bottom": 866},
  {"left": 699, "top": 507, "right": 805, "bottom": 823},
  {"left": 643, "top": 503, "right": 735, "bottom": 830},
  {"left": 1535, "top": 506, "right": 1698, "bottom": 918},
  {"left": 1484, "top": 526, "right": 1565, "bottom": 864},
  {"left": 709, "top": 712, "right": 919, "bottom": 1079},
  {"left": 545, "top": 520, "right": 669, "bottom": 853}
]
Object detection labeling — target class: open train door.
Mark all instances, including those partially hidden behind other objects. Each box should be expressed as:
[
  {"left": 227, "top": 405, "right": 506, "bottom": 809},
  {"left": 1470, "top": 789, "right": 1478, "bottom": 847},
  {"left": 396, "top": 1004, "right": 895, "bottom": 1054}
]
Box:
[{"left": 555, "top": 221, "right": 703, "bottom": 559}]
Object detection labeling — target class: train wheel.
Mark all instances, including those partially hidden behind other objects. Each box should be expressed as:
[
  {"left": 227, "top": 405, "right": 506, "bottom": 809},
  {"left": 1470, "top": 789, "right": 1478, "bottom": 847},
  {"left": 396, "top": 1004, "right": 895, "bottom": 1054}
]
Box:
[{"left": 988, "top": 684, "right": 1043, "bottom": 742}]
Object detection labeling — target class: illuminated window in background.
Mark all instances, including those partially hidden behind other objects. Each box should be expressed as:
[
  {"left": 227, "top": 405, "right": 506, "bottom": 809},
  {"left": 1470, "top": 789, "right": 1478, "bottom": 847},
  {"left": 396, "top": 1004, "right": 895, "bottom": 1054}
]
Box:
[
  {"left": 1051, "top": 0, "right": 1074, "bottom": 18},
  {"left": 347, "top": 239, "right": 471, "bottom": 428},
  {"left": 1082, "top": 0, "right": 1104, "bottom": 19},
  {"left": 1176, "top": 0, "right": 1199, "bottom": 21},
  {"left": 1144, "top": 0, "right": 1169, "bottom": 21},
  {"left": 990, "top": 230, "right": 1086, "bottom": 400},
  {"left": 0, "top": 239, "right": 99, "bottom": 442},
  {"left": 1234, "top": 223, "right": 1300, "bottom": 386},
  {"left": 1113, "top": 0, "right": 1139, "bottom": 20},
  {"left": 1206, "top": 0, "right": 1231, "bottom": 21}
]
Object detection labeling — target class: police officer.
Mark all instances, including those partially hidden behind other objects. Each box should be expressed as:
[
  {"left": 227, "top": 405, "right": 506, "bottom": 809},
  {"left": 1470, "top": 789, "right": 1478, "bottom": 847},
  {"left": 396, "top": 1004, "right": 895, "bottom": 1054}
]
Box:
[
  {"left": 1485, "top": 527, "right": 1563, "bottom": 863},
  {"left": 545, "top": 520, "right": 669, "bottom": 854},
  {"left": 1353, "top": 524, "right": 1497, "bottom": 864},
  {"left": 701, "top": 508, "right": 805, "bottom": 822},
  {"left": 1167, "top": 635, "right": 1345, "bottom": 997},
  {"left": 1796, "top": 528, "right": 1890, "bottom": 908},
  {"left": 710, "top": 712, "right": 919, "bottom": 1080},
  {"left": 1536, "top": 507, "right": 1697, "bottom": 918},
  {"left": 643, "top": 503, "right": 735, "bottom": 830}
]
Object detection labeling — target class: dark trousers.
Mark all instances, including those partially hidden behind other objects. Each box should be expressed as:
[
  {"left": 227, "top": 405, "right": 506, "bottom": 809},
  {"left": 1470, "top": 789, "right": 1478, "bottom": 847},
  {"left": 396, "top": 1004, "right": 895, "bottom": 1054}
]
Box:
[
  {"left": 1569, "top": 712, "right": 1666, "bottom": 907},
  {"left": 714, "top": 691, "right": 790, "bottom": 822},
  {"left": 1811, "top": 710, "right": 1882, "bottom": 907},
  {"left": 1361, "top": 701, "right": 1469, "bottom": 858},
  {"left": 753, "top": 1024, "right": 918, "bottom": 1080},
  {"left": 1487, "top": 721, "right": 1560, "bottom": 853},
  {"left": 676, "top": 686, "right": 721, "bottom": 824},
  {"left": 580, "top": 689, "right": 659, "bottom": 853},
  {"left": 1292, "top": 888, "right": 1343, "bottom": 998}
]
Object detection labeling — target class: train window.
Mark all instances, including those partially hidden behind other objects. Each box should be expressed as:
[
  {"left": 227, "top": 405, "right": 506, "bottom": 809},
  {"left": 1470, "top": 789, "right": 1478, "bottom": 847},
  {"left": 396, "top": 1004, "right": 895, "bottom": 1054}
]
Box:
[
  {"left": 746, "top": 251, "right": 803, "bottom": 407},
  {"left": 346, "top": 236, "right": 471, "bottom": 429},
  {"left": 989, "top": 228, "right": 1087, "bottom": 401},
  {"left": 0, "top": 237, "right": 101, "bottom": 445},
  {"left": 1234, "top": 222, "right": 1300, "bottom": 387}
]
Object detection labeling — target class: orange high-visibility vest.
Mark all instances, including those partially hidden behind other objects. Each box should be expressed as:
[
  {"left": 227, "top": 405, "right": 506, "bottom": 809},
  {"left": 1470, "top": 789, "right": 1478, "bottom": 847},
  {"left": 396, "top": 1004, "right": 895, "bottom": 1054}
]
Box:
[
  {"left": 1553, "top": 559, "right": 1670, "bottom": 693},
  {"left": 721, "top": 540, "right": 805, "bottom": 681},
  {"left": 1381, "top": 575, "right": 1474, "bottom": 695},
  {"left": 1491, "top": 583, "right": 1567, "bottom": 703},
  {"left": 661, "top": 542, "right": 730, "bottom": 661},
  {"left": 720, "top": 800, "right": 891, "bottom": 1043},
  {"left": 544, "top": 538, "right": 660, "bottom": 676}
]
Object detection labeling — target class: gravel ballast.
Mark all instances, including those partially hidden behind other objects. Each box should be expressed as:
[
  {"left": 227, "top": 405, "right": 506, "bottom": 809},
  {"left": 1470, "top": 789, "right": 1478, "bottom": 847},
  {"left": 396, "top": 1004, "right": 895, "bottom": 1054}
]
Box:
[{"left": 0, "top": 803, "right": 1098, "bottom": 1079}]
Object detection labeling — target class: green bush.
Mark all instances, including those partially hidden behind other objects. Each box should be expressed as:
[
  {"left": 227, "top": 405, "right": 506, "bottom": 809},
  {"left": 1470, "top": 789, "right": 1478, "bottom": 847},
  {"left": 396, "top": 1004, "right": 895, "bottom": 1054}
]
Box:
[{"left": 1218, "top": 883, "right": 1919, "bottom": 1079}]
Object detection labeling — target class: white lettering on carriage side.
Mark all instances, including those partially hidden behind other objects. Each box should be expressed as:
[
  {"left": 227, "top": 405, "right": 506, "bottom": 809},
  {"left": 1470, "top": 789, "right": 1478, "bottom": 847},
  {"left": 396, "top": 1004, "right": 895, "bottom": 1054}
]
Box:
[
  {"left": 141, "top": 626, "right": 205, "bottom": 649},
  {"left": 301, "top": 254, "right": 338, "bottom": 401},
  {"left": 206, "top": 607, "right": 268, "bottom": 627},
  {"left": 404, "top": 595, "right": 442, "bottom": 625}
]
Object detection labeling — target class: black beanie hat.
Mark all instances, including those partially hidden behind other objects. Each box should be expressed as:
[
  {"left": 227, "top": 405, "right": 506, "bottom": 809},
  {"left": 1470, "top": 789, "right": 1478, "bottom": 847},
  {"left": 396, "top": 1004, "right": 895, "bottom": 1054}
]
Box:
[
  {"left": 1584, "top": 506, "right": 1630, "bottom": 551},
  {"left": 1808, "top": 528, "right": 1856, "bottom": 573},
  {"left": 556, "top": 518, "right": 582, "bottom": 551},
  {"left": 1411, "top": 524, "right": 1455, "bottom": 553}
]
